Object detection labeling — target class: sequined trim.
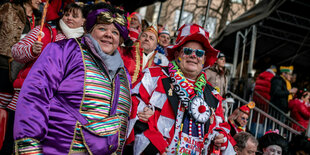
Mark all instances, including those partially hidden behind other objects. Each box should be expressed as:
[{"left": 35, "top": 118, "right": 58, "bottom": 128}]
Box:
[
  {"left": 132, "top": 42, "right": 142, "bottom": 84},
  {"left": 15, "top": 138, "right": 42, "bottom": 155},
  {"left": 72, "top": 40, "right": 131, "bottom": 154},
  {"left": 83, "top": 115, "right": 121, "bottom": 136}
]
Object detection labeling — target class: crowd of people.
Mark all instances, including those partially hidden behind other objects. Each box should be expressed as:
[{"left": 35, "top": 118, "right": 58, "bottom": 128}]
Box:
[
  {"left": 253, "top": 65, "right": 310, "bottom": 133},
  {"left": 0, "top": 0, "right": 309, "bottom": 155}
]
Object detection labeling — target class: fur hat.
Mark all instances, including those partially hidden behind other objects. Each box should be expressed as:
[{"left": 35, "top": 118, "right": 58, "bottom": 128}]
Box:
[
  {"left": 258, "top": 133, "right": 288, "bottom": 153},
  {"left": 218, "top": 52, "right": 225, "bottom": 58}
]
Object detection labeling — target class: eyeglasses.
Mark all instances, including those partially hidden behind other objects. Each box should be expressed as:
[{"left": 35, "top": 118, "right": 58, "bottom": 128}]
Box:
[
  {"left": 182, "top": 47, "right": 205, "bottom": 58},
  {"left": 241, "top": 117, "right": 248, "bottom": 121}
]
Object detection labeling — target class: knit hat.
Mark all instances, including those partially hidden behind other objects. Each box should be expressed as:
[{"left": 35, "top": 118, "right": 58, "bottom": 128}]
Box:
[
  {"left": 280, "top": 66, "right": 293, "bottom": 74},
  {"left": 239, "top": 101, "right": 255, "bottom": 115},
  {"left": 218, "top": 52, "right": 225, "bottom": 58},
  {"left": 159, "top": 26, "right": 170, "bottom": 36},
  {"left": 85, "top": 3, "right": 129, "bottom": 41},
  {"left": 269, "top": 65, "right": 277, "bottom": 73},
  {"left": 167, "top": 24, "right": 219, "bottom": 68}
]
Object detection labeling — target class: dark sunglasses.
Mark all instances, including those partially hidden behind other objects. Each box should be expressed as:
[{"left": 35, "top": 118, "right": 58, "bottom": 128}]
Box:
[
  {"left": 241, "top": 117, "right": 248, "bottom": 121},
  {"left": 182, "top": 47, "right": 205, "bottom": 58}
]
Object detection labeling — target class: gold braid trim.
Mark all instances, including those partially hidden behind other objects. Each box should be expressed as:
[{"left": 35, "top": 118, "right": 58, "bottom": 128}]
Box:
[
  {"left": 146, "top": 50, "right": 158, "bottom": 68},
  {"left": 132, "top": 42, "right": 142, "bottom": 84}
]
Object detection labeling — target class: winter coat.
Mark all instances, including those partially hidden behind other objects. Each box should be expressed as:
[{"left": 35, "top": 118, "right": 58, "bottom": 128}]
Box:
[
  {"left": 0, "top": 3, "right": 40, "bottom": 58},
  {"left": 289, "top": 99, "right": 310, "bottom": 131},
  {"left": 270, "top": 75, "right": 290, "bottom": 113},
  {"left": 14, "top": 37, "right": 131, "bottom": 154},
  {"left": 252, "top": 70, "right": 275, "bottom": 123},
  {"left": 205, "top": 65, "right": 229, "bottom": 97}
]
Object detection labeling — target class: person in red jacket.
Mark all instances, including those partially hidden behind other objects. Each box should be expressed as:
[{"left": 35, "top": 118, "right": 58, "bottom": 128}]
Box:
[
  {"left": 253, "top": 65, "right": 277, "bottom": 108},
  {"left": 251, "top": 65, "right": 276, "bottom": 136},
  {"left": 288, "top": 89, "right": 310, "bottom": 132}
]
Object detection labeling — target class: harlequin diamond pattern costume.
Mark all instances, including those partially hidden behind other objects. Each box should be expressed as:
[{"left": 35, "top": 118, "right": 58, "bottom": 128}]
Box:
[{"left": 126, "top": 24, "right": 235, "bottom": 155}]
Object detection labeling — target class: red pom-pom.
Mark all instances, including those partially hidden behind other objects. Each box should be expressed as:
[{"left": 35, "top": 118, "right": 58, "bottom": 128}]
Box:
[{"left": 198, "top": 105, "right": 206, "bottom": 113}]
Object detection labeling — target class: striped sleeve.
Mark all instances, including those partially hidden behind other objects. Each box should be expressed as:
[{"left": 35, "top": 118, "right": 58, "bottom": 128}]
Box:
[
  {"left": 55, "top": 33, "right": 66, "bottom": 41},
  {"left": 12, "top": 26, "right": 41, "bottom": 63}
]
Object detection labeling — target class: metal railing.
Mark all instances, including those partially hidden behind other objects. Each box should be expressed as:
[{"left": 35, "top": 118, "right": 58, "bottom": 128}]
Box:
[
  {"left": 227, "top": 90, "right": 301, "bottom": 141},
  {"left": 253, "top": 91, "right": 306, "bottom": 131}
]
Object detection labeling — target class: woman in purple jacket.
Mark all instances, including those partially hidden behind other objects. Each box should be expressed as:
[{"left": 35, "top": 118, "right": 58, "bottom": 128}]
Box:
[{"left": 14, "top": 3, "right": 131, "bottom": 154}]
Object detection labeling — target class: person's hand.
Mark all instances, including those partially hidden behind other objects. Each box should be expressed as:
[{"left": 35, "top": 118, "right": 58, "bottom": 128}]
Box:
[
  {"left": 161, "top": 148, "right": 169, "bottom": 155},
  {"left": 289, "top": 87, "right": 298, "bottom": 94},
  {"left": 32, "top": 41, "right": 43, "bottom": 55},
  {"left": 138, "top": 106, "right": 154, "bottom": 122},
  {"left": 214, "top": 133, "right": 226, "bottom": 148}
]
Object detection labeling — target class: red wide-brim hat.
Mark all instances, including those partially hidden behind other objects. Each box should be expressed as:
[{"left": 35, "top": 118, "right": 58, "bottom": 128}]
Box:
[{"left": 167, "top": 24, "right": 219, "bottom": 68}]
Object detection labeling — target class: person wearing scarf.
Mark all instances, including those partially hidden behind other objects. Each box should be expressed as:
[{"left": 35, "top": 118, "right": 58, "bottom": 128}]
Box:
[
  {"left": 155, "top": 26, "right": 171, "bottom": 56},
  {"left": 13, "top": 3, "right": 131, "bottom": 154},
  {"left": 10, "top": 2, "right": 85, "bottom": 112},
  {"left": 270, "top": 66, "right": 297, "bottom": 115},
  {"left": 126, "top": 24, "right": 236, "bottom": 155}
]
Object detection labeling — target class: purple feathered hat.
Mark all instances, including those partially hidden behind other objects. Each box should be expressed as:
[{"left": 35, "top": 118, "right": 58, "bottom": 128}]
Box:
[{"left": 85, "top": 7, "right": 129, "bottom": 41}]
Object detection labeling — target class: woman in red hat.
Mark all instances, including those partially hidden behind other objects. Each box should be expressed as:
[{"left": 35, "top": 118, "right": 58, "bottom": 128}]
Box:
[{"left": 126, "top": 23, "right": 235, "bottom": 155}]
